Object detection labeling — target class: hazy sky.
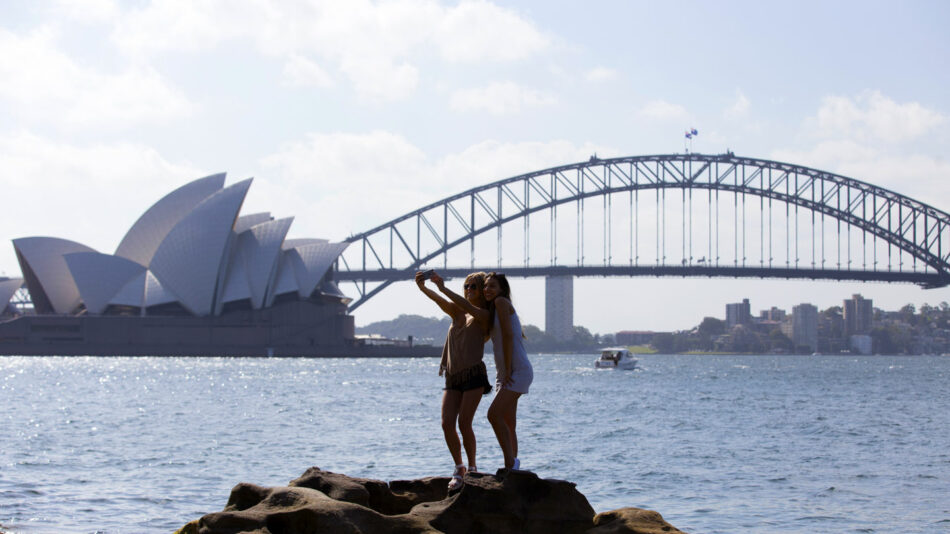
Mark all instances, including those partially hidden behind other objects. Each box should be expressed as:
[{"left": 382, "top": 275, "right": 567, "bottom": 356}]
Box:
[{"left": 1, "top": 1, "right": 948, "bottom": 333}]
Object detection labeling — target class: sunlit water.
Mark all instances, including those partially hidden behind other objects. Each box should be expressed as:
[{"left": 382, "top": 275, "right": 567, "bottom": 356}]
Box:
[{"left": 1, "top": 354, "right": 948, "bottom": 533}]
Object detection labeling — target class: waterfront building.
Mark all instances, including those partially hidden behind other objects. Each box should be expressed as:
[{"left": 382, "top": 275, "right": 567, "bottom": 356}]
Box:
[
  {"left": 545, "top": 275, "right": 574, "bottom": 341},
  {"left": 11, "top": 174, "right": 349, "bottom": 318},
  {"left": 726, "top": 298, "right": 751, "bottom": 327},
  {"left": 0, "top": 277, "right": 23, "bottom": 317},
  {"left": 790, "top": 303, "right": 819, "bottom": 353},
  {"left": 844, "top": 294, "right": 873, "bottom": 337},
  {"left": 0, "top": 174, "right": 370, "bottom": 356}
]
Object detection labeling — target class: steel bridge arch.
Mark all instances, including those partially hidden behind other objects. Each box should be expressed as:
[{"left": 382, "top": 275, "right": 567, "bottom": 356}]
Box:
[{"left": 337, "top": 153, "right": 950, "bottom": 310}]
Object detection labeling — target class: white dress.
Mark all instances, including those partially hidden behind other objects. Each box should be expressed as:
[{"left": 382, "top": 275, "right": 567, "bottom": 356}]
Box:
[{"left": 491, "top": 308, "right": 534, "bottom": 394}]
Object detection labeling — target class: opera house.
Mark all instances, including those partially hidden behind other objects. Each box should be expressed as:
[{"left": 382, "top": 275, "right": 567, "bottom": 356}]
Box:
[{"left": 0, "top": 174, "right": 411, "bottom": 356}]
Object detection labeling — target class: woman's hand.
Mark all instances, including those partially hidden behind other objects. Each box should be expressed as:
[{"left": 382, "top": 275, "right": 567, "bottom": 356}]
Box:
[
  {"left": 430, "top": 272, "right": 445, "bottom": 290},
  {"left": 414, "top": 271, "right": 426, "bottom": 288}
]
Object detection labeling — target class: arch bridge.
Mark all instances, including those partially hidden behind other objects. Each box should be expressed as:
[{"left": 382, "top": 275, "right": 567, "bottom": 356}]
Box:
[{"left": 335, "top": 153, "right": 950, "bottom": 311}]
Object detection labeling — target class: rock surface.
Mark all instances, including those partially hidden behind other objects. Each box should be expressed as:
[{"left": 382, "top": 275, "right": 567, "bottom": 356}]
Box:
[{"left": 176, "top": 467, "right": 686, "bottom": 534}]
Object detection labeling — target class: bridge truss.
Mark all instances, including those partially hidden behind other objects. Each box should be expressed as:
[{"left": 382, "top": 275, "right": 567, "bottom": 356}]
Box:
[{"left": 336, "top": 153, "right": 950, "bottom": 310}]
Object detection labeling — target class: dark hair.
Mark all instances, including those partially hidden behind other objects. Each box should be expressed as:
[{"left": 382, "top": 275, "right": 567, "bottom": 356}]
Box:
[{"left": 486, "top": 272, "right": 511, "bottom": 330}]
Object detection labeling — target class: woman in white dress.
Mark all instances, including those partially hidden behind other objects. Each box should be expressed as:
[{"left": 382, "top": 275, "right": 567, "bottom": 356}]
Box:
[{"left": 435, "top": 271, "right": 532, "bottom": 471}]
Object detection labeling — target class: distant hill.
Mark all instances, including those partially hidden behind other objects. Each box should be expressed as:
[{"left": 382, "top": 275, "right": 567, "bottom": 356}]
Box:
[
  {"left": 356, "top": 314, "right": 451, "bottom": 346},
  {"left": 357, "top": 314, "right": 611, "bottom": 353}
]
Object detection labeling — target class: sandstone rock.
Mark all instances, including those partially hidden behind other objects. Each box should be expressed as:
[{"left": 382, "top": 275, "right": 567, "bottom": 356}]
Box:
[
  {"left": 177, "top": 483, "right": 434, "bottom": 534},
  {"left": 588, "top": 508, "right": 686, "bottom": 534},
  {"left": 176, "top": 467, "right": 687, "bottom": 534},
  {"left": 290, "top": 466, "right": 449, "bottom": 515},
  {"left": 412, "top": 470, "right": 595, "bottom": 534}
]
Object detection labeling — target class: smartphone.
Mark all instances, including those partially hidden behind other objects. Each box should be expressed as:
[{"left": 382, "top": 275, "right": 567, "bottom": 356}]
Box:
[{"left": 421, "top": 269, "right": 436, "bottom": 280}]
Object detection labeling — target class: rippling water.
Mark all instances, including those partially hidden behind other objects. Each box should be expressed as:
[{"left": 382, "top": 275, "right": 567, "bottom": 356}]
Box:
[{"left": 1, "top": 354, "right": 948, "bottom": 533}]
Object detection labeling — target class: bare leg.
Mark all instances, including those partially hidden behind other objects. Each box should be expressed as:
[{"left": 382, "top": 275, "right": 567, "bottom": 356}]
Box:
[
  {"left": 502, "top": 395, "right": 519, "bottom": 460},
  {"left": 441, "top": 390, "right": 463, "bottom": 467},
  {"left": 457, "top": 388, "right": 484, "bottom": 470},
  {"left": 487, "top": 388, "right": 522, "bottom": 469}
]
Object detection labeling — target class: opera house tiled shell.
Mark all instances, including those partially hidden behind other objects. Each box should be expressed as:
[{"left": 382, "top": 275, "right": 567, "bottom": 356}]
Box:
[
  {"left": 10, "top": 174, "right": 350, "bottom": 317},
  {"left": 0, "top": 277, "right": 24, "bottom": 316}
]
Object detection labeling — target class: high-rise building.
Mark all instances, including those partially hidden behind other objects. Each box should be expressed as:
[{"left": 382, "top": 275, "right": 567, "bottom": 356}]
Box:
[
  {"left": 545, "top": 275, "right": 573, "bottom": 341},
  {"left": 790, "top": 303, "right": 819, "bottom": 352},
  {"left": 843, "top": 294, "right": 873, "bottom": 336},
  {"left": 726, "top": 298, "right": 751, "bottom": 327},
  {"left": 766, "top": 307, "right": 786, "bottom": 321}
]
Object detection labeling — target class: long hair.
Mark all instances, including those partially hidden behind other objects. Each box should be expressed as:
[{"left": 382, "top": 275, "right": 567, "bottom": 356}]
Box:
[{"left": 486, "top": 272, "right": 511, "bottom": 331}]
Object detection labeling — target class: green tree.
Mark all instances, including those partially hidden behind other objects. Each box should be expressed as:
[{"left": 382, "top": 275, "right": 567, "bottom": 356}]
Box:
[
  {"left": 899, "top": 304, "right": 917, "bottom": 325},
  {"left": 697, "top": 317, "right": 726, "bottom": 337},
  {"left": 768, "top": 329, "right": 794, "bottom": 352},
  {"left": 572, "top": 326, "right": 594, "bottom": 349},
  {"left": 651, "top": 332, "right": 675, "bottom": 353}
]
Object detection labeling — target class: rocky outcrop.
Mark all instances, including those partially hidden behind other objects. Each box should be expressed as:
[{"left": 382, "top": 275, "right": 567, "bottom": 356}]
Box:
[{"left": 176, "top": 467, "right": 686, "bottom": 534}]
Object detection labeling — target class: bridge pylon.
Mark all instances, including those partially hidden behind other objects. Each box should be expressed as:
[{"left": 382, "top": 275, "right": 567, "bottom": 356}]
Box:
[{"left": 545, "top": 275, "right": 573, "bottom": 341}]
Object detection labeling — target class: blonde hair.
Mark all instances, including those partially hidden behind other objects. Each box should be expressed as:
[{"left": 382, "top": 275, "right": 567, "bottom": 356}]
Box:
[{"left": 465, "top": 271, "right": 487, "bottom": 290}]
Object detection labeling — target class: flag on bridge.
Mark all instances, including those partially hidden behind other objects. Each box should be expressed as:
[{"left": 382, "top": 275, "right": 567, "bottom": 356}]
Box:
[{"left": 691, "top": 128, "right": 698, "bottom": 136}]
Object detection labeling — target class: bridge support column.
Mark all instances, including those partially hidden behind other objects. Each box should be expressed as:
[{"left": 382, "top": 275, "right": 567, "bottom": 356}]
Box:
[{"left": 545, "top": 275, "right": 573, "bottom": 341}]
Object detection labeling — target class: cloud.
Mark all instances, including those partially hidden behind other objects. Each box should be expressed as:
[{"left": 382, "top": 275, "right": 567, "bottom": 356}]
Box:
[
  {"left": 257, "top": 132, "right": 614, "bottom": 241},
  {"left": 812, "top": 90, "right": 945, "bottom": 143},
  {"left": 771, "top": 140, "right": 950, "bottom": 206},
  {"left": 0, "top": 27, "right": 192, "bottom": 128},
  {"left": 0, "top": 132, "right": 203, "bottom": 270},
  {"left": 449, "top": 81, "right": 556, "bottom": 115},
  {"left": 257, "top": 131, "right": 431, "bottom": 238},
  {"left": 638, "top": 99, "right": 689, "bottom": 122},
  {"left": 281, "top": 54, "right": 334, "bottom": 88},
  {"left": 434, "top": 0, "right": 548, "bottom": 62},
  {"left": 53, "top": 0, "right": 119, "bottom": 23},
  {"left": 772, "top": 91, "right": 950, "bottom": 209},
  {"left": 438, "top": 139, "right": 613, "bottom": 183},
  {"left": 108, "top": 0, "right": 549, "bottom": 102},
  {"left": 340, "top": 56, "right": 420, "bottom": 102},
  {"left": 585, "top": 67, "right": 618, "bottom": 83},
  {"left": 724, "top": 89, "right": 750, "bottom": 120}
]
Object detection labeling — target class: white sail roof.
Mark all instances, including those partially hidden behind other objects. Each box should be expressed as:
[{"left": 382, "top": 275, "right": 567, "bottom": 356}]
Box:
[
  {"left": 289, "top": 241, "right": 350, "bottom": 298},
  {"left": 144, "top": 270, "right": 179, "bottom": 307},
  {"left": 0, "top": 278, "right": 24, "bottom": 311},
  {"left": 217, "top": 248, "right": 252, "bottom": 305},
  {"left": 266, "top": 249, "right": 300, "bottom": 306},
  {"left": 149, "top": 179, "right": 253, "bottom": 315},
  {"left": 282, "top": 238, "right": 328, "bottom": 250},
  {"left": 233, "top": 212, "right": 272, "bottom": 234},
  {"left": 13, "top": 237, "right": 97, "bottom": 314},
  {"left": 115, "top": 173, "right": 226, "bottom": 267},
  {"left": 10, "top": 172, "right": 352, "bottom": 317},
  {"left": 109, "top": 269, "right": 180, "bottom": 310},
  {"left": 64, "top": 252, "right": 146, "bottom": 314},
  {"left": 110, "top": 271, "right": 146, "bottom": 308},
  {"left": 237, "top": 217, "right": 293, "bottom": 309}
]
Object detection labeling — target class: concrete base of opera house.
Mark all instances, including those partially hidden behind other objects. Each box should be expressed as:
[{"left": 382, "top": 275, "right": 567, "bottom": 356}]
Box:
[{"left": 0, "top": 300, "right": 441, "bottom": 358}]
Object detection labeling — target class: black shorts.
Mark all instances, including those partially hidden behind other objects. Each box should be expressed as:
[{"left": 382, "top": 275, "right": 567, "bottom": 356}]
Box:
[{"left": 444, "top": 362, "right": 492, "bottom": 394}]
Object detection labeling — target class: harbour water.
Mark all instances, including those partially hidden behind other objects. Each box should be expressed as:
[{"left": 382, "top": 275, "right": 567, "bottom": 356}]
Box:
[{"left": 1, "top": 354, "right": 948, "bottom": 533}]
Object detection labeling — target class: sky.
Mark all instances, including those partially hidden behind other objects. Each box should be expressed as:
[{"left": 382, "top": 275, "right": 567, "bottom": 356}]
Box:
[{"left": 1, "top": 0, "right": 949, "bottom": 334}]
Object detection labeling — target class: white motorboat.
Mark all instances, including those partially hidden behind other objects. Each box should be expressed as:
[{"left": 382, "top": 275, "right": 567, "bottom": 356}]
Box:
[{"left": 594, "top": 347, "right": 638, "bottom": 370}]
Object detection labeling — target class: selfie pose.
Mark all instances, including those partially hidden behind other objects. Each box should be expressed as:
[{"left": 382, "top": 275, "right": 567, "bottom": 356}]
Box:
[
  {"left": 435, "top": 272, "right": 533, "bottom": 471},
  {"left": 415, "top": 270, "right": 492, "bottom": 490}
]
